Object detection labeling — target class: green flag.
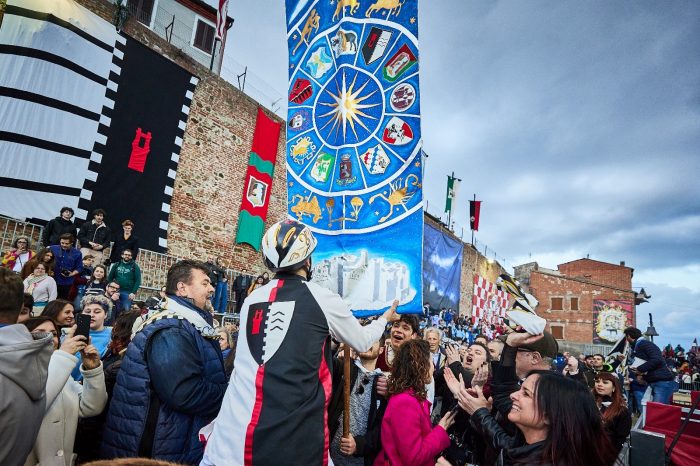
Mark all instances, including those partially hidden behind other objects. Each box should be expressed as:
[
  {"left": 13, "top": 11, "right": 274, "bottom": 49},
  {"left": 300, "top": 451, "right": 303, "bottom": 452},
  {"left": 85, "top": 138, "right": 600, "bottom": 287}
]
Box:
[{"left": 445, "top": 175, "right": 460, "bottom": 213}]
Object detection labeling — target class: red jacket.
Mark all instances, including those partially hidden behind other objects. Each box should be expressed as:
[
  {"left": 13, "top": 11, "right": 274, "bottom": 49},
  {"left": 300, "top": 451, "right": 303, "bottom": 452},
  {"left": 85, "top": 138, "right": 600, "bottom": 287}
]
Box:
[{"left": 374, "top": 389, "right": 450, "bottom": 466}]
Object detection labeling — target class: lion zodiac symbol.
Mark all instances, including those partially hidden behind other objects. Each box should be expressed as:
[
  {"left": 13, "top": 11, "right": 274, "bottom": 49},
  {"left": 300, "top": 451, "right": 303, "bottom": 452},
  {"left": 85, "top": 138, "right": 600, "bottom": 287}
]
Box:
[
  {"left": 291, "top": 194, "right": 322, "bottom": 223},
  {"left": 369, "top": 174, "right": 421, "bottom": 223},
  {"left": 293, "top": 9, "right": 320, "bottom": 54}
]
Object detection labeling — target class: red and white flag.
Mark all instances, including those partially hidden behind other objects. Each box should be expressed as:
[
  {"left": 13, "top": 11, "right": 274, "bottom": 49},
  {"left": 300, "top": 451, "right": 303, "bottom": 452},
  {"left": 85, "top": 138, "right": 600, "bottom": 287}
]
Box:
[
  {"left": 215, "top": 0, "right": 229, "bottom": 42},
  {"left": 472, "top": 275, "right": 509, "bottom": 323}
]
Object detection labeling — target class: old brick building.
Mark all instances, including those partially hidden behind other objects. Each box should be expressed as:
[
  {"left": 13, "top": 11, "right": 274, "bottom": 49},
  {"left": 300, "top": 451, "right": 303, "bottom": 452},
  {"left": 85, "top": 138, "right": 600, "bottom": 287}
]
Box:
[{"left": 514, "top": 258, "right": 636, "bottom": 344}]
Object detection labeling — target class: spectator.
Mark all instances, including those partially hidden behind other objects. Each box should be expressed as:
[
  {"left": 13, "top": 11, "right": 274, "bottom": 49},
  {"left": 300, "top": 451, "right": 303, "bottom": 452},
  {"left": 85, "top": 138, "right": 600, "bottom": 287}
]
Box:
[
  {"left": 49, "top": 233, "right": 83, "bottom": 300},
  {"left": 24, "top": 316, "right": 60, "bottom": 350},
  {"left": 84, "top": 264, "right": 108, "bottom": 298},
  {"left": 487, "top": 338, "right": 504, "bottom": 362},
  {"left": 107, "top": 249, "right": 141, "bottom": 312},
  {"left": 628, "top": 373, "right": 648, "bottom": 416},
  {"left": 21, "top": 247, "right": 55, "bottom": 279},
  {"left": 590, "top": 353, "right": 606, "bottom": 373},
  {"left": 217, "top": 328, "right": 233, "bottom": 360},
  {"left": 19, "top": 293, "right": 34, "bottom": 323},
  {"left": 562, "top": 354, "right": 595, "bottom": 388},
  {"left": 74, "top": 310, "right": 142, "bottom": 463},
  {"left": 109, "top": 219, "right": 139, "bottom": 264},
  {"left": 374, "top": 339, "right": 454, "bottom": 466},
  {"left": 624, "top": 326, "right": 677, "bottom": 404},
  {"left": 42, "top": 207, "right": 78, "bottom": 247},
  {"left": 71, "top": 294, "right": 113, "bottom": 381},
  {"left": 0, "top": 267, "right": 53, "bottom": 466},
  {"left": 202, "top": 220, "right": 397, "bottom": 466},
  {"left": 329, "top": 336, "right": 388, "bottom": 465},
  {"left": 101, "top": 281, "right": 123, "bottom": 322},
  {"left": 376, "top": 314, "right": 420, "bottom": 372},
  {"left": 23, "top": 262, "right": 57, "bottom": 314},
  {"left": 232, "top": 274, "right": 252, "bottom": 313},
  {"left": 452, "top": 370, "right": 616, "bottom": 465},
  {"left": 77, "top": 209, "right": 111, "bottom": 265},
  {"left": 2, "top": 235, "right": 35, "bottom": 273},
  {"left": 42, "top": 299, "right": 75, "bottom": 329},
  {"left": 209, "top": 257, "right": 229, "bottom": 313},
  {"left": 594, "top": 371, "right": 632, "bottom": 455},
  {"left": 246, "top": 274, "right": 265, "bottom": 294},
  {"left": 22, "top": 318, "right": 107, "bottom": 466},
  {"left": 102, "top": 259, "right": 228, "bottom": 464},
  {"left": 71, "top": 254, "right": 95, "bottom": 310}
]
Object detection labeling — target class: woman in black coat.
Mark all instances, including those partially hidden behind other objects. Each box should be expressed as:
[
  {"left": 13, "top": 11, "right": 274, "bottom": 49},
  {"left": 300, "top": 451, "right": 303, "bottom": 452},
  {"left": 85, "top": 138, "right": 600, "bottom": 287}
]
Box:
[{"left": 594, "top": 371, "right": 632, "bottom": 455}]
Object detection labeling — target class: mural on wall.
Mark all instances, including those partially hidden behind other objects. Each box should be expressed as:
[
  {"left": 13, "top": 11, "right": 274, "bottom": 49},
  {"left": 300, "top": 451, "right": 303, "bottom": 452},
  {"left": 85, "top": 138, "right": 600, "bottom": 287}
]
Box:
[
  {"left": 285, "top": 0, "right": 423, "bottom": 316},
  {"left": 423, "top": 222, "right": 462, "bottom": 312},
  {"left": 593, "top": 299, "right": 633, "bottom": 344}
]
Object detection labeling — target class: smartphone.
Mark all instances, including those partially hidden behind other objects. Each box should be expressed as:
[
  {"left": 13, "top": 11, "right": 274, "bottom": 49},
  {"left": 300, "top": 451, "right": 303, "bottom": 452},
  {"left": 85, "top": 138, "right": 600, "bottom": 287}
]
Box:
[
  {"left": 75, "top": 313, "right": 91, "bottom": 341},
  {"left": 448, "top": 403, "right": 460, "bottom": 416}
]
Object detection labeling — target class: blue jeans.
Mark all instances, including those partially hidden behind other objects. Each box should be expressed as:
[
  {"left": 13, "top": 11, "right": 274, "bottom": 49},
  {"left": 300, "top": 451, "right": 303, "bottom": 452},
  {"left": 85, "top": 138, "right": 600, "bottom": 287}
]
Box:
[
  {"left": 118, "top": 291, "right": 132, "bottom": 314},
  {"left": 650, "top": 379, "right": 677, "bottom": 404},
  {"left": 212, "top": 281, "right": 229, "bottom": 313},
  {"left": 628, "top": 389, "right": 645, "bottom": 414}
]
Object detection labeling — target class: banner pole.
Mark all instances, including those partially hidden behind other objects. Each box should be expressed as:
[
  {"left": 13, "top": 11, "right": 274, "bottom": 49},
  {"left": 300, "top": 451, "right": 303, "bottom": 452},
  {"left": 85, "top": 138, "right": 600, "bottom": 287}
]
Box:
[
  {"left": 343, "top": 345, "right": 351, "bottom": 438},
  {"left": 210, "top": 39, "right": 218, "bottom": 71}
]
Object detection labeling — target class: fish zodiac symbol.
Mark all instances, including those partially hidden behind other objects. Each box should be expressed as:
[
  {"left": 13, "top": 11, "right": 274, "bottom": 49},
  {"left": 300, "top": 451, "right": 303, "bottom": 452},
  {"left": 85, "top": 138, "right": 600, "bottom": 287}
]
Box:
[{"left": 368, "top": 174, "right": 420, "bottom": 223}]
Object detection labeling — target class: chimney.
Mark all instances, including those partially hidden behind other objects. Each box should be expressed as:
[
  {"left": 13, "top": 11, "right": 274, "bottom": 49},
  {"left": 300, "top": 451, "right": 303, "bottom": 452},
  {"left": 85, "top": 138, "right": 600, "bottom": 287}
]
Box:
[{"left": 620, "top": 261, "right": 625, "bottom": 267}]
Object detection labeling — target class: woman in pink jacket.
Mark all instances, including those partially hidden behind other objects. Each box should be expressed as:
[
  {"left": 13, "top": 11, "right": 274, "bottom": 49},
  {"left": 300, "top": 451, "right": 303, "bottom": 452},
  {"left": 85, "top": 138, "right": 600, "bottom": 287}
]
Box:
[{"left": 374, "top": 339, "right": 456, "bottom": 466}]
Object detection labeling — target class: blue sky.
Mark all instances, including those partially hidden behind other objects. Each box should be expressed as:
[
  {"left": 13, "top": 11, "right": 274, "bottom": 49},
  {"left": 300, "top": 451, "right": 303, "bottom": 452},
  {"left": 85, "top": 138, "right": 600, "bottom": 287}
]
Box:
[{"left": 220, "top": 1, "right": 700, "bottom": 348}]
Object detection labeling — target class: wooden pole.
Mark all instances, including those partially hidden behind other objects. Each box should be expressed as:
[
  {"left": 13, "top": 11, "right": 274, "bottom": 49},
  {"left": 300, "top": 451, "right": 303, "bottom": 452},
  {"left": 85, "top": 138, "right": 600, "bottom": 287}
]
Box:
[{"left": 343, "top": 345, "right": 351, "bottom": 437}]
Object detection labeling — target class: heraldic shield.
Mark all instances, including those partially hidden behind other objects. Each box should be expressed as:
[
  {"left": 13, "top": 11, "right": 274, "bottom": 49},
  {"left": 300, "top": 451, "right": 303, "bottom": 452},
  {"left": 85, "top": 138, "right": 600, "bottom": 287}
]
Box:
[{"left": 246, "top": 300, "right": 295, "bottom": 365}]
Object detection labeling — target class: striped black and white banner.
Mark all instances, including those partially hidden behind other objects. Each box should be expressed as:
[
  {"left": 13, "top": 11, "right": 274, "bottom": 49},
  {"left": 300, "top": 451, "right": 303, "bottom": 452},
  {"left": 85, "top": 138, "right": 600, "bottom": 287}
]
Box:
[{"left": 0, "top": 0, "right": 197, "bottom": 252}]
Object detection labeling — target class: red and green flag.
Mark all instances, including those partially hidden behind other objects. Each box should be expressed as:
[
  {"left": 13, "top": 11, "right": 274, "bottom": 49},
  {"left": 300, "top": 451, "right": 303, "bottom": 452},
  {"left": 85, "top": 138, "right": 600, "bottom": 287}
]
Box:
[{"left": 235, "top": 107, "right": 281, "bottom": 250}]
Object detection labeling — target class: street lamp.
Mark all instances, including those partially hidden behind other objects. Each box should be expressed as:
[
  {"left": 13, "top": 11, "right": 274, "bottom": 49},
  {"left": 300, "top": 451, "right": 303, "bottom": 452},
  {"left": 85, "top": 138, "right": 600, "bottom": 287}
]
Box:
[{"left": 644, "top": 312, "right": 659, "bottom": 342}]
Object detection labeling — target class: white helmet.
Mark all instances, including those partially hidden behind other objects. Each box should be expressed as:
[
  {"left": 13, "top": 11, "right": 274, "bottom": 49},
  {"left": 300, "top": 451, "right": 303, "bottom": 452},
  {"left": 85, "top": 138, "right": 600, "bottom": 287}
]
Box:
[{"left": 261, "top": 219, "right": 317, "bottom": 272}]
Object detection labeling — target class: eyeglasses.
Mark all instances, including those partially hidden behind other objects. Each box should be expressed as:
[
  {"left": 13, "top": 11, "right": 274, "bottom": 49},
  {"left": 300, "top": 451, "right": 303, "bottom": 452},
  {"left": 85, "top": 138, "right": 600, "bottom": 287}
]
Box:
[
  {"left": 17, "top": 240, "right": 27, "bottom": 244},
  {"left": 355, "top": 376, "right": 371, "bottom": 395}
]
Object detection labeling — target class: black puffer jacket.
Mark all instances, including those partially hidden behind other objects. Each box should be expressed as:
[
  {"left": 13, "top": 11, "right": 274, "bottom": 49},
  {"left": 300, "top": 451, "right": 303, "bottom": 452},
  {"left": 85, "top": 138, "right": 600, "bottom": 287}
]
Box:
[
  {"left": 470, "top": 408, "right": 549, "bottom": 466},
  {"left": 42, "top": 216, "right": 78, "bottom": 246}
]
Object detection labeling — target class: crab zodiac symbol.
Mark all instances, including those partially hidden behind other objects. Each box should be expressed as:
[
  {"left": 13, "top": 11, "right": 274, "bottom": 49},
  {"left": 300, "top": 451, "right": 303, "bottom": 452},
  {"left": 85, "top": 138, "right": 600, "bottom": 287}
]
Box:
[{"left": 368, "top": 174, "right": 420, "bottom": 223}]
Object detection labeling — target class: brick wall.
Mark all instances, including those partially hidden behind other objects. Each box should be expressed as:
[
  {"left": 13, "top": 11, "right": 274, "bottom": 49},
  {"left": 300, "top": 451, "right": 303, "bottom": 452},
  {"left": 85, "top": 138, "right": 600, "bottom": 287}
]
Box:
[
  {"left": 558, "top": 258, "right": 633, "bottom": 290},
  {"left": 75, "top": 0, "right": 287, "bottom": 276},
  {"left": 529, "top": 270, "right": 636, "bottom": 343}
]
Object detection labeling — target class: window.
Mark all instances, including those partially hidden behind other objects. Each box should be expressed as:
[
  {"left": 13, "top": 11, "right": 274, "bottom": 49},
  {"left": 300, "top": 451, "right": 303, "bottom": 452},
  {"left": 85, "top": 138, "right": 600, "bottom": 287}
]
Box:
[
  {"left": 550, "top": 297, "right": 563, "bottom": 311},
  {"left": 193, "top": 18, "right": 215, "bottom": 54},
  {"left": 551, "top": 325, "right": 564, "bottom": 340},
  {"left": 128, "top": 0, "right": 156, "bottom": 27},
  {"left": 570, "top": 297, "right": 579, "bottom": 311}
]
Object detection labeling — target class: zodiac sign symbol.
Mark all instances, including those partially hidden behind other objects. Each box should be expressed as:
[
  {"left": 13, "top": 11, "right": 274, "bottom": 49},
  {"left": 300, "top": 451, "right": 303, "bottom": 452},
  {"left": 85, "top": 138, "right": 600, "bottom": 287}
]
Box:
[
  {"left": 333, "top": 0, "right": 360, "bottom": 20},
  {"left": 291, "top": 194, "right": 322, "bottom": 223},
  {"left": 366, "top": 0, "right": 404, "bottom": 18},
  {"left": 293, "top": 8, "right": 320, "bottom": 54},
  {"left": 325, "top": 197, "right": 364, "bottom": 227},
  {"left": 290, "top": 136, "right": 317, "bottom": 164},
  {"left": 369, "top": 174, "right": 420, "bottom": 223}
]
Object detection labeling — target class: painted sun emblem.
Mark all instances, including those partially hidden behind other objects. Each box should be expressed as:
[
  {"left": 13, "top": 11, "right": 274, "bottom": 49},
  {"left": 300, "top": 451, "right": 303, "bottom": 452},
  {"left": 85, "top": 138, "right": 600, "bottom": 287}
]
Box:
[{"left": 318, "top": 69, "right": 380, "bottom": 142}]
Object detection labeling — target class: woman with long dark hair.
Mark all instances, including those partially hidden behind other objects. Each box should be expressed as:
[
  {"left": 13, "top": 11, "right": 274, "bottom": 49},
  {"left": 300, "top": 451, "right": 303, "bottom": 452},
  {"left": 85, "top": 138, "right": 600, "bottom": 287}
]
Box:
[
  {"left": 453, "top": 370, "right": 617, "bottom": 466},
  {"left": 594, "top": 371, "right": 632, "bottom": 455},
  {"left": 21, "top": 247, "right": 55, "bottom": 279},
  {"left": 374, "top": 339, "right": 456, "bottom": 466},
  {"left": 42, "top": 299, "right": 75, "bottom": 328}
]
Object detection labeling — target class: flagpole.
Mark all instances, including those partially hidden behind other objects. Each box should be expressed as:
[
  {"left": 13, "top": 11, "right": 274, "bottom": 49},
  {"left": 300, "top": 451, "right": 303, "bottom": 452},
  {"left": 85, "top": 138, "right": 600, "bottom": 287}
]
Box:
[
  {"left": 471, "top": 193, "right": 475, "bottom": 245},
  {"left": 447, "top": 172, "right": 454, "bottom": 231},
  {"left": 210, "top": 38, "right": 219, "bottom": 71}
]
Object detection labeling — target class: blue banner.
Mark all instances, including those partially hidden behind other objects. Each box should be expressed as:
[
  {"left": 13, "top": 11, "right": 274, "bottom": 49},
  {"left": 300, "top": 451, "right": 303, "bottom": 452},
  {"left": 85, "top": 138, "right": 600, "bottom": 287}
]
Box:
[
  {"left": 285, "top": 0, "right": 422, "bottom": 316},
  {"left": 423, "top": 222, "right": 463, "bottom": 312}
]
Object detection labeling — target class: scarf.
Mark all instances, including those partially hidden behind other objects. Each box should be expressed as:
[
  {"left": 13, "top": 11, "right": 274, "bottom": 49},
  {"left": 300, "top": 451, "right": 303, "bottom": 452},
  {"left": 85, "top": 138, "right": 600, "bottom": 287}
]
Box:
[
  {"left": 132, "top": 296, "right": 217, "bottom": 340},
  {"left": 25, "top": 273, "right": 48, "bottom": 294}
]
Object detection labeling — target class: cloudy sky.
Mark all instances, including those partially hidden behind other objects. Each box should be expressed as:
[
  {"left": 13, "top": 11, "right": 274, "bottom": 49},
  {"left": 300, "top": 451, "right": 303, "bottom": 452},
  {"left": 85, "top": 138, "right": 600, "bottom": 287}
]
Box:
[{"left": 220, "top": 1, "right": 700, "bottom": 348}]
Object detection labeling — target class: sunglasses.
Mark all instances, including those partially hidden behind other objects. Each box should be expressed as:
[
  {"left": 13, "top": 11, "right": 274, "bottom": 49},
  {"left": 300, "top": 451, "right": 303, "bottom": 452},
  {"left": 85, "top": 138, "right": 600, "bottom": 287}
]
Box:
[{"left": 355, "top": 376, "right": 371, "bottom": 395}]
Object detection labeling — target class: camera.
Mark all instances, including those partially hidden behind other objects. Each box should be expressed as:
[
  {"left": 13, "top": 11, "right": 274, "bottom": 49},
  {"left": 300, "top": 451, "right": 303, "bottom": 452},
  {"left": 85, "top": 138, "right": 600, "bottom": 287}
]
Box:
[{"left": 60, "top": 269, "right": 71, "bottom": 277}]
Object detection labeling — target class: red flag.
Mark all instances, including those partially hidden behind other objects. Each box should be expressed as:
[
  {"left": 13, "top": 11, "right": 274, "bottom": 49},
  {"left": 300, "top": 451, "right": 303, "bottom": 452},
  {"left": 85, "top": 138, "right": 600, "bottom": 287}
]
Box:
[
  {"left": 215, "top": 0, "right": 229, "bottom": 42},
  {"left": 470, "top": 200, "right": 481, "bottom": 231}
]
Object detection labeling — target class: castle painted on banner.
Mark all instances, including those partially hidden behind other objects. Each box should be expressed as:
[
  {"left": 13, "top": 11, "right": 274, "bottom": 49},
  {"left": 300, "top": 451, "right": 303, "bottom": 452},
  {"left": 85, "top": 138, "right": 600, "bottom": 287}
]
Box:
[{"left": 313, "top": 250, "right": 414, "bottom": 310}]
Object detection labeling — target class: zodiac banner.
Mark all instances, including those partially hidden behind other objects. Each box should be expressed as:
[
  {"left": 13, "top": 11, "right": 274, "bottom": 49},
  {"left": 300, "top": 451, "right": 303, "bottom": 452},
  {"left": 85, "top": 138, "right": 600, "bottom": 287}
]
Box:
[
  {"left": 285, "top": 0, "right": 423, "bottom": 316},
  {"left": 423, "top": 223, "right": 462, "bottom": 312},
  {"left": 593, "top": 299, "right": 633, "bottom": 344}
]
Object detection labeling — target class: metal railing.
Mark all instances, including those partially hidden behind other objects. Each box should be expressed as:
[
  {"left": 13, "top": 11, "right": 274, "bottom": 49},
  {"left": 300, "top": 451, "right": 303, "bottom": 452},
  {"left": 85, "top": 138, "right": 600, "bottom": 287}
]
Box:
[{"left": 0, "top": 215, "right": 44, "bottom": 253}]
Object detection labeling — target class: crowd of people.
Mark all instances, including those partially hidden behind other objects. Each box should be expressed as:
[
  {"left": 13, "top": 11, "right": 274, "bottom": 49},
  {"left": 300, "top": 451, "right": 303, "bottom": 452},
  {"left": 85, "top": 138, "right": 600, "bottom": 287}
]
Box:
[{"left": 0, "top": 217, "right": 694, "bottom": 466}]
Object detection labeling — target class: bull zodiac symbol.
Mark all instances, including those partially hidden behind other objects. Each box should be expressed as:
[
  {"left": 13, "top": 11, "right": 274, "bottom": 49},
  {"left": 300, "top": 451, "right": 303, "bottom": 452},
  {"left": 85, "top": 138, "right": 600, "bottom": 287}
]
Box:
[
  {"left": 369, "top": 174, "right": 420, "bottom": 223},
  {"left": 291, "top": 193, "right": 322, "bottom": 223},
  {"left": 293, "top": 8, "right": 320, "bottom": 54},
  {"left": 325, "top": 197, "right": 364, "bottom": 227},
  {"left": 333, "top": 0, "right": 360, "bottom": 20},
  {"left": 366, "top": 0, "right": 404, "bottom": 18}
]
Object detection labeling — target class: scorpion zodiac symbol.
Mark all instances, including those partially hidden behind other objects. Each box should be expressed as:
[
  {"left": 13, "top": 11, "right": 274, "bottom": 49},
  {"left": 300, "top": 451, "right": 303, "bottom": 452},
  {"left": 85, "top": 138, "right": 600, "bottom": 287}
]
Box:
[{"left": 369, "top": 174, "right": 421, "bottom": 223}]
